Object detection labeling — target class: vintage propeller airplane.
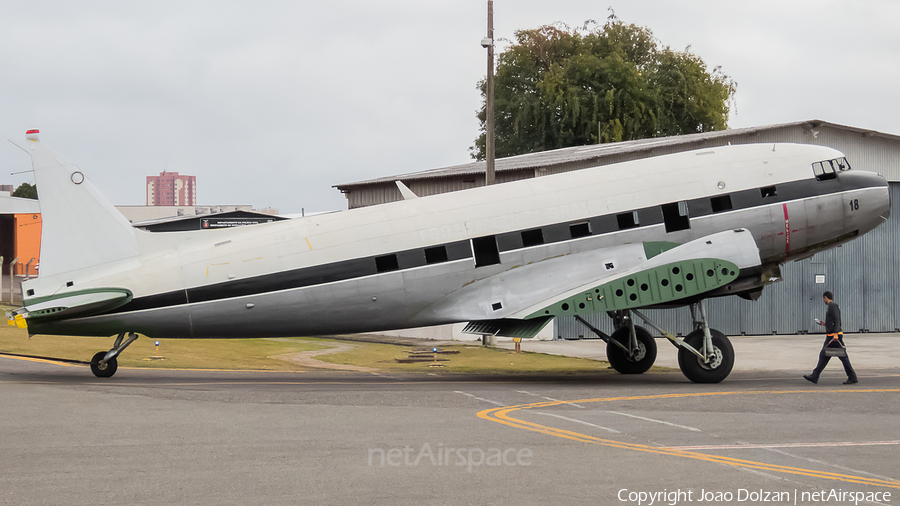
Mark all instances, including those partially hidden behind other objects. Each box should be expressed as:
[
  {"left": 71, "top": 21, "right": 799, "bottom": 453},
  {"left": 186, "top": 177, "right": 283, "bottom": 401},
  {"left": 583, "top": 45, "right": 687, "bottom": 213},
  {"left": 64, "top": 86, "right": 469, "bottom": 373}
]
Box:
[{"left": 6, "top": 130, "right": 890, "bottom": 382}]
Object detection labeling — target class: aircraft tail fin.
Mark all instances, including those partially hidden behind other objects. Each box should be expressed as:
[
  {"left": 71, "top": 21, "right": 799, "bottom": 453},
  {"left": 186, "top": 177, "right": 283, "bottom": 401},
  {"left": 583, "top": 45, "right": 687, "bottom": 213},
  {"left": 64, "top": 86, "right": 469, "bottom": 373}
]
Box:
[{"left": 10, "top": 130, "right": 140, "bottom": 278}]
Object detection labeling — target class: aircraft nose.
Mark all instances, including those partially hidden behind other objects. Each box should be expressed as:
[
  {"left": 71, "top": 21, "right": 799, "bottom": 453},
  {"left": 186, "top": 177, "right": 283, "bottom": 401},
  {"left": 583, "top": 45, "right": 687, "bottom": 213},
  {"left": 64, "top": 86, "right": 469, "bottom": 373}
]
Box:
[{"left": 873, "top": 172, "right": 891, "bottom": 220}]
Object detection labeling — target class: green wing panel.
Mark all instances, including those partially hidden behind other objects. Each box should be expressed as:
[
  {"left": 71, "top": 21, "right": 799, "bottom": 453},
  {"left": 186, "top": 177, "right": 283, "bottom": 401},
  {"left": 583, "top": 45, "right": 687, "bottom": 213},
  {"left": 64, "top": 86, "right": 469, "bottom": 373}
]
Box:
[{"left": 527, "top": 258, "right": 739, "bottom": 319}]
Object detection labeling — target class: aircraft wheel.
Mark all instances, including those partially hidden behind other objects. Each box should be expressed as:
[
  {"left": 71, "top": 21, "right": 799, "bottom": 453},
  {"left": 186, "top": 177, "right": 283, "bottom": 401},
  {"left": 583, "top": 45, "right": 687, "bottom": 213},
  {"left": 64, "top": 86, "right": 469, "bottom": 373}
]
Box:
[
  {"left": 90, "top": 351, "right": 118, "bottom": 378},
  {"left": 606, "top": 325, "right": 657, "bottom": 374},
  {"left": 678, "top": 329, "right": 734, "bottom": 383}
]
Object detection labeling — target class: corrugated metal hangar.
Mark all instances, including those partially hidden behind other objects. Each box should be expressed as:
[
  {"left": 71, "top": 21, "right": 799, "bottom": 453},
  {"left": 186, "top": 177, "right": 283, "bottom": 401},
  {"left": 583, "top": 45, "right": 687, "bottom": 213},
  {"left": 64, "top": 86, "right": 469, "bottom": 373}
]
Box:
[{"left": 335, "top": 120, "right": 900, "bottom": 337}]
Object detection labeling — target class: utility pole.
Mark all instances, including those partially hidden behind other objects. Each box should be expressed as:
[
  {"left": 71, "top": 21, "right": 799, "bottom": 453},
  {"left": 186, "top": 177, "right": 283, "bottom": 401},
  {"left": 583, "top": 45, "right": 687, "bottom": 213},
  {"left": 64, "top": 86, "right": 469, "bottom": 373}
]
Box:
[{"left": 484, "top": 0, "right": 496, "bottom": 186}]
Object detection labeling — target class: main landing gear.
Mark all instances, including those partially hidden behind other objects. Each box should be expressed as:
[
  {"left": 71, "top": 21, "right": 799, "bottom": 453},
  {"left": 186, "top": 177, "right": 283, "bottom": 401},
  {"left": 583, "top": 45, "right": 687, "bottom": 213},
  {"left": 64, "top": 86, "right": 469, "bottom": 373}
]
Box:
[
  {"left": 90, "top": 332, "right": 138, "bottom": 378},
  {"left": 577, "top": 302, "right": 735, "bottom": 383}
]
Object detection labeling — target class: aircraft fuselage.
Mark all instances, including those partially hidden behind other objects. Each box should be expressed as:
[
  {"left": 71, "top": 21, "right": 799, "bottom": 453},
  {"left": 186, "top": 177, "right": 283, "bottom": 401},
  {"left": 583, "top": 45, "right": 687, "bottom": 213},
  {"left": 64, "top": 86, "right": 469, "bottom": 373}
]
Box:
[{"left": 22, "top": 143, "right": 890, "bottom": 339}]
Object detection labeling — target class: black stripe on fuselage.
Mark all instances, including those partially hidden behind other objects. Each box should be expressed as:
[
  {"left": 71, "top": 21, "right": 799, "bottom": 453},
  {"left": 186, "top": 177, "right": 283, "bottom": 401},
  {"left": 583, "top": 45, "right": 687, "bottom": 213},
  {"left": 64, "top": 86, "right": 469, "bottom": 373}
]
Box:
[{"left": 104, "top": 173, "right": 884, "bottom": 316}]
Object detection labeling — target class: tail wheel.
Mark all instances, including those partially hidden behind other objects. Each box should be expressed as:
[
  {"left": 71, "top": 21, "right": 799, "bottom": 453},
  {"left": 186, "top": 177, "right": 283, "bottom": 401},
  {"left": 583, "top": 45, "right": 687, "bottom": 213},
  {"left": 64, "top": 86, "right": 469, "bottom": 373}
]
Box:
[
  {"left": 677, "top": 329, "right": 734, "bottom": 383},
  {"left": 606, "top": 325, "right": 657, "bottom": 374},
  {"left": 90, "top": 351, "right": 118, "bottom": 378}
]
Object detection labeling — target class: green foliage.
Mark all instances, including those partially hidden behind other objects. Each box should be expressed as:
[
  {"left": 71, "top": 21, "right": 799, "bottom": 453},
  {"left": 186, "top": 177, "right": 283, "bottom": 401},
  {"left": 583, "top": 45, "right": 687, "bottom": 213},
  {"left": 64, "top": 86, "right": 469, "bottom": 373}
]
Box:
[
  {"left": 472, "top": 15, "right": 736, "bottom": 160},
  {"left": 12, "top": 182, "right": 37, "bottom": 199}
]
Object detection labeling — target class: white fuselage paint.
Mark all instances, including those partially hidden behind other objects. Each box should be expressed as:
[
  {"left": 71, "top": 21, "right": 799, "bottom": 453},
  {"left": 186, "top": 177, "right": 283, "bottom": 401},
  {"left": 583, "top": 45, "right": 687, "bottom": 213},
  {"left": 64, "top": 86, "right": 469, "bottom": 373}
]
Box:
[{"left": 23, "top": 143, "right": 890, "bottom": 338}]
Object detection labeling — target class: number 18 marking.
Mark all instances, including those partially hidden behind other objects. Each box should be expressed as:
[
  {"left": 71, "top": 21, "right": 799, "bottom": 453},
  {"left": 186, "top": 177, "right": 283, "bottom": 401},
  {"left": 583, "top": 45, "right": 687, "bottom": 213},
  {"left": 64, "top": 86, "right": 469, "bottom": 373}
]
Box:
[{"left": 849, "top": 199, "right": 859, "bottom": 211}]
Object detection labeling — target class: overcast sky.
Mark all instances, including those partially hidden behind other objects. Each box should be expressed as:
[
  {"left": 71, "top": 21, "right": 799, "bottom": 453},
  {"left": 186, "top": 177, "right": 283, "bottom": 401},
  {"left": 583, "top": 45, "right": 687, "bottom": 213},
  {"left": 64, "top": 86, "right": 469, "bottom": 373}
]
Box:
[{"left": 2, "top": 1, "right": 898, "bottom": 213}]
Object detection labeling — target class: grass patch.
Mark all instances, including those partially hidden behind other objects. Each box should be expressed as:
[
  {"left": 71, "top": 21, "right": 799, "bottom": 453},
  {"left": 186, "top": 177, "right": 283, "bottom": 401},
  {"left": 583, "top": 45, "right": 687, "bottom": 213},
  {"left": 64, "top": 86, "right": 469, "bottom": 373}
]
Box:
[
  {"left": 0, "top": 323, "right": 333, "bottom": 371},
  {"left": 318, "top": 343, "right": 612, "bottom": 375},
  {"left": 1, "top": 305, "right": 612, "bottom": 374}
]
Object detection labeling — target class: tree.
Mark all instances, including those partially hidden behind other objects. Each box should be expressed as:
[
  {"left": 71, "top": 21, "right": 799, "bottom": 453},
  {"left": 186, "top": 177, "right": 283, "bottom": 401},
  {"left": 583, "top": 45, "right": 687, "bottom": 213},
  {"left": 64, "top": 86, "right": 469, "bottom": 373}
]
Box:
[
  {"left": 472, "top": 14, "right": 736, "bottom": 160},
  {"left": 12, "top": 182, "right": 37, "bottom": 199}
]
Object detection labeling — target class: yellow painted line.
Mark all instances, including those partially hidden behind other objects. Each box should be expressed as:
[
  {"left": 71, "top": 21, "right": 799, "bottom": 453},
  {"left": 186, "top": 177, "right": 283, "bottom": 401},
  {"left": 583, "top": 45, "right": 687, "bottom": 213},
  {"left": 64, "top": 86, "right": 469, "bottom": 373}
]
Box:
[
  {"left": 0, "top": 354, "right": 82, "bottom": 368},
  {"left": 664, "top": 441, "right": 900, "bottom": 451},
  {"left": 305, "top": 238, "right": 313, "bottom": 250},
  {"left": 0, "top": 380, "right": 420, "bottom": 387},
  {"left": 477, "top": 389, "right": 900, "bottom": 489}
]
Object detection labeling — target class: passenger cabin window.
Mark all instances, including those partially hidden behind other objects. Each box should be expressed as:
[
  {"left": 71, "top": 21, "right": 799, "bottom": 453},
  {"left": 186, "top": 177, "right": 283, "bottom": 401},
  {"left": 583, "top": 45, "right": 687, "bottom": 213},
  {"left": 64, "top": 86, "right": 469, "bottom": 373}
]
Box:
[
  {"left": 472, "top": 235, "right": 501, "bottom": 267},
  {"left": 375, "top": 254, "right": 400, "bottom": 273},
  {"left": 521, "top": 229, "right": 544, "bottom": 247},
  {"left": 424, "top": 245, "right": 448, "bottom": 264},
  {"left": 710, "top": 195, "right": 733, "bottom": 213},
  {"left": 616, "top": 211, "right": 640, "bottom": 230},
  {"left": 569, "top": 222, "right": 591, "bottom": 239},
  {"left": 760, "top": 186, "right": 777, "bottom": 198},
  {"left": 662, "top": 201, "right": 690, "bottom": 233}
]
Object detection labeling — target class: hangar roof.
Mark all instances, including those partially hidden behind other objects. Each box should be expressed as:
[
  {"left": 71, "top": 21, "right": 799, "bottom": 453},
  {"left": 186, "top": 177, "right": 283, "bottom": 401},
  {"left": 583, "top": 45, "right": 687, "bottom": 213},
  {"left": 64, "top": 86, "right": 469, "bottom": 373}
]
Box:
[{"left": 334, "top": 120, "right": 900, "bottom": 190}]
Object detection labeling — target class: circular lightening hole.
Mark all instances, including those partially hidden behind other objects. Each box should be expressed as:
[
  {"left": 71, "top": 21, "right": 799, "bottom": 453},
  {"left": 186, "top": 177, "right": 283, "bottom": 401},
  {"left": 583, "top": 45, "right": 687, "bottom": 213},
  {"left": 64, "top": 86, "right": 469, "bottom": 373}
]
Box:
[
  {"left": 627, "top": 279, "right": 635, "bottom": 287},
  {"left": 615, "top": 289, "right": 624, "bottom": 297},
  {"left": 675, "top": 284, "right": 683, "bottom": 292},
  {"left": 629, "top": 294, "right": 637, "bottom": 301},
  {"left": 686, "top": 273, "right": 694, "bottom": 281},
  {"left": 640, "top": 283, "right": 648, "bottom": 291},
  {"left": 721, "top": 268, "right": 729, "bottom": 276},
  {"left": 672, "top": 266, "right": 680, "bottom": 275},
  {"left": 707, "top": 269, "right": 715, "bottom": 277},
  {"left": 661, "top": 279, "right": 669, "bottom": 287},
  {"left": 730, "top": 271, "right": 735, "bottom": 276},
  {"left": 595, "top": 289, "right": 600, "bottom": 294},
  {"left": 561, "top": 303, "right": 570, "bottom": 311},
  {"left": 544, "top": 310, "right": 550, "bottom": 315},
  {"left": 579, "top": 303, "right": 585, "bottom": 310}
]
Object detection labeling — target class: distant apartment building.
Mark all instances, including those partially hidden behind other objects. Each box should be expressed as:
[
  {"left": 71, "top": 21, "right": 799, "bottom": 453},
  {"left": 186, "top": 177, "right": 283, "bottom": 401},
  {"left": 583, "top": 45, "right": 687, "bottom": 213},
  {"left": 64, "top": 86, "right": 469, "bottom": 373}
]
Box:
[{"left": 146, "top": 171, "right": 196, "bottom": 206}]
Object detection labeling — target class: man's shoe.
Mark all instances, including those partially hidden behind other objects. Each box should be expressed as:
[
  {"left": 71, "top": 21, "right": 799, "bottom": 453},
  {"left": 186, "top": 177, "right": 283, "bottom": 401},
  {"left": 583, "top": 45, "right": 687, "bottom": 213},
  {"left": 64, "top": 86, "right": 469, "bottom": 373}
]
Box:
[
  {"left": 803, "top": 374, "right": 818, "bottom": 384},
  {"left": 843, "top": 378, "right": 858, "bottom": 385}
]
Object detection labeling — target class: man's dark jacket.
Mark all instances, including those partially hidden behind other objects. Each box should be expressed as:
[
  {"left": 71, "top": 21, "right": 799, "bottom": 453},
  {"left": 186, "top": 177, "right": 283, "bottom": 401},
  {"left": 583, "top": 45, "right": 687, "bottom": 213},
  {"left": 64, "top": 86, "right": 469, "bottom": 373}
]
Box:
[{"left": 825, "top": 301, "right": 842, "bottom": 335}]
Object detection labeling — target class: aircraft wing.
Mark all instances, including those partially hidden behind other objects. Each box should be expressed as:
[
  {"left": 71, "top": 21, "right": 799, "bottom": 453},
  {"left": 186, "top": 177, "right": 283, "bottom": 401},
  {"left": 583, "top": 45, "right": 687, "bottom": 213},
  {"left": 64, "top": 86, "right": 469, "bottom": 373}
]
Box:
[{"left": 410, "top": 229, "right": 761, "bottom": 338}]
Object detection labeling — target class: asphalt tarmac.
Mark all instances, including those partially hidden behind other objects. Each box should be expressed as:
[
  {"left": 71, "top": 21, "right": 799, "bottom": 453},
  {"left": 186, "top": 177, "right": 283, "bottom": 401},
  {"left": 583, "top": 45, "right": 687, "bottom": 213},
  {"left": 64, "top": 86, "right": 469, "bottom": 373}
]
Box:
[{"left": 1, "top": 338, "right": 899, "bottom": 506}]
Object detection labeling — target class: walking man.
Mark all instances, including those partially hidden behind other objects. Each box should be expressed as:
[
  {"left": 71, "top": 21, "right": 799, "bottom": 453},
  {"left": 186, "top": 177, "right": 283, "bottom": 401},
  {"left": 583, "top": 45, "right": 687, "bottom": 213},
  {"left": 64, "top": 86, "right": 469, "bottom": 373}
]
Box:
[{"left": 804, "top": 291, "right": 858, "bottom": 384}]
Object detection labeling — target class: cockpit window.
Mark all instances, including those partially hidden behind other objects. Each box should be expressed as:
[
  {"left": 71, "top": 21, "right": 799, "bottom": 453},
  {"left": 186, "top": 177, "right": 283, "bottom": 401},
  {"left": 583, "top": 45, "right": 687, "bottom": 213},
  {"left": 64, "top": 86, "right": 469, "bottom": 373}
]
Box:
[{"left": 813, "top": 157, "right": 851, "bottom": 181}]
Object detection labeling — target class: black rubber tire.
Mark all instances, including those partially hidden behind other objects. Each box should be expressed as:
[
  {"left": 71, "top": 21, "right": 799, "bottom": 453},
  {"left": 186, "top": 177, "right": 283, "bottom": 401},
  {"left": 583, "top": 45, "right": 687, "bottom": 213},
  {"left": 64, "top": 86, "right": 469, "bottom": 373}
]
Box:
[
  {"left": 677, "top": 329, "right": 734, "bottom": 383},
  {"left": 90, "top": 351, "right": 118, "bottom": 378},
  {"left": 606, "top": 325, "right": 657, "bottom": 374}
]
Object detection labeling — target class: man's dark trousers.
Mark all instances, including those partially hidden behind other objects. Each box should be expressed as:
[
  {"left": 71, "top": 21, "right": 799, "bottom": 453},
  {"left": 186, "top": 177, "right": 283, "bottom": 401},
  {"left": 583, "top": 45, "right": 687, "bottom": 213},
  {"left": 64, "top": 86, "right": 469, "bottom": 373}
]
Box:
[{"left": 810, "top": 334, "right": 857, "bottom": 381}]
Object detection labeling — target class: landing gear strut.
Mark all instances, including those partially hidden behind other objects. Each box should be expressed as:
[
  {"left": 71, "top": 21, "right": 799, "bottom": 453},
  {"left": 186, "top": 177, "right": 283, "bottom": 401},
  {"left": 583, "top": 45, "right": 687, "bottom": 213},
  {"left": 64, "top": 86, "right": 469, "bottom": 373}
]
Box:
[
  {"left": 633, "top": 302, "right": 734, "bottom": 383},
  {"left": 575, "top": 312, "right": 657, "bottom": 374},
  {"left": 576, "top": 302, "right": 734, "bottom": 382},
  {"left": 90, "top": 332, "right": 138, "bottom": 378}
]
